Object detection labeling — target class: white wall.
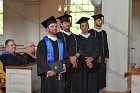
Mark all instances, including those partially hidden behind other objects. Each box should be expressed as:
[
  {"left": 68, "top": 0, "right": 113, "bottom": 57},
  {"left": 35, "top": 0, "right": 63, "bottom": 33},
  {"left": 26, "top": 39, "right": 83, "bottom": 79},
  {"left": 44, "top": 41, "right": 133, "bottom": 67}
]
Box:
[
  {"left": 39, "top": 0, "right": 65, "bottom": 39},
  {"left": 131, "top": 0, "right": 140, "bottom": 66},
  {"left": 0, "top": 0, "right": 64, "bottom": 46},
  {"left": 24, "top": 2, "right": 40, "bottom": 45},
  {"left": 0, "top": 0, "right": 40, "bottom": 46},
  {"left": 102, "top": 0, "right": 130, "bottom": 92},
  {"left": 0, "top": 0, "right": 26, "bottom": 45}
]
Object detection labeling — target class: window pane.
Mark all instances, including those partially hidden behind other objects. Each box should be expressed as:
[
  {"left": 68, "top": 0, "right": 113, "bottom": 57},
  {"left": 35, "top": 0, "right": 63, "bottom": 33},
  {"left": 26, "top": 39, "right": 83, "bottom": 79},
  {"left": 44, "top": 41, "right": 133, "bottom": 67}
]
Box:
[
  {"left": 0, "top": 0, "right": 3, "bottom": 35},
  {"left": 70, "top": 0, "right": 95, "bottom": 34},
  {"left": 71, "top": 13, "right": 82, "bottom": 34},
  {"left": 82, "top": 0, "right": 89, "bottom": 4},
  {"left": 88, "top": 5, "right": 95, "bottom": 11},
  {"left": 82, "top": 5, "right": 90, "bottom": 11},
  {"left": 71, "top": 0, "right": 83, "bottom": 4}
]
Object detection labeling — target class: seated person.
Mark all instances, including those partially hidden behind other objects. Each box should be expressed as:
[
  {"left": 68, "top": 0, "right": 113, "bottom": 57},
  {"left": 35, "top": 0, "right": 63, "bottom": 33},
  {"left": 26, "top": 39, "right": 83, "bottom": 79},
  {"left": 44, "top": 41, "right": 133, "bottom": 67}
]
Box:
[
  {"left": 0, "top": 39, "right": 24, "bottom": 70},
  {"left": 0, "top": 62, "right": 6, "bottom": 93},
  {"left": 22, "top": 42, "right": 36, "bottom": 64}
]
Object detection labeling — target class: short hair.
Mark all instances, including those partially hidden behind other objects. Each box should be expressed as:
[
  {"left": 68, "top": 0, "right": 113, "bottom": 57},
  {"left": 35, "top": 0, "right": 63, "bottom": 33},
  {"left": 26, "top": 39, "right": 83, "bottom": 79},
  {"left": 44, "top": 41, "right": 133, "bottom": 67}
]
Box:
[
  {"left": 5, "top": 39, "right": 14, "bottom": 47},
  {"left": 80, "top": 22, "right": 89, "bottom": 29},
  {"left": 25, "top": 42, "right": 35, "bottom": 48}
]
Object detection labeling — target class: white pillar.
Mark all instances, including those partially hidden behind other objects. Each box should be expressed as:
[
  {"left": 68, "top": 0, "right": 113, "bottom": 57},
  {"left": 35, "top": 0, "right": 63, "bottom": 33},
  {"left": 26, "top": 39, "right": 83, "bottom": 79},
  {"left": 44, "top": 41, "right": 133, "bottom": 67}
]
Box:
[{"left": 102, "top": 0, "right": 130, "bottom": 92}]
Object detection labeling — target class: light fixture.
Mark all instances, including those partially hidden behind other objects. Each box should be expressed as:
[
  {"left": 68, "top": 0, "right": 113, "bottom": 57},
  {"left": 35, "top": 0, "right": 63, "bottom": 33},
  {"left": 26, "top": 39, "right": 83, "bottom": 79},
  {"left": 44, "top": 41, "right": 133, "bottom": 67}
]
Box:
[
  {"left": 58, "top": 4, "right": 70, "bottom": 14},
  {"left": 58, "top": 5, "right": 62, "bottom": 13},
  {"left": 90, "top": 0, "right": 102, "bottom": 8},
  {"left": 64, "top": 5, "right": 67, "bottom": 13}
]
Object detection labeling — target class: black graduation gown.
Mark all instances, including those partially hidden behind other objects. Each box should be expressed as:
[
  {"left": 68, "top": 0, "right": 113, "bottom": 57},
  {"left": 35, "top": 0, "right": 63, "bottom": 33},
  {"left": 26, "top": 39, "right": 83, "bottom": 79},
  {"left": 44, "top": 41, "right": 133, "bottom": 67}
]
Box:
[
  {"left": 22, "top": 53, "right": 36, "bottom": 64},
  {"left": 57, "top": 32, "right": 83, "bottom": 93},
  {"left": 57, "top": 32, "right": 82, "bottom": 71},
  {"left": 0, "top": 52, "right": 24, "bottom": 71},
  {"left": 37, "top": 39, "right": 65, "bottom": 93},
  {"left": 78, "top": 34, "right": 98, "bottom": 93},
  {"left": 89, "top": 29, "right": 109, "bottom": 90}
]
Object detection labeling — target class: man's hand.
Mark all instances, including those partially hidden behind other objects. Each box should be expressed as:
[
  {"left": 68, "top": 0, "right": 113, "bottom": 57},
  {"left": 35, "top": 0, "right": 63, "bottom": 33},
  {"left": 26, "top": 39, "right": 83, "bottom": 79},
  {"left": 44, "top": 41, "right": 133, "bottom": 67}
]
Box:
[
  {"left": 70, "top": 56, "right": 77, "bottom": 64},
  {"left": 85, "top": 57, "right": 94, "bottom": 63},
  {"left": 62, "top": 65, "right": 66, "bottom": 73},
  {"left": 72, "top": 62, "right": 78, "bottom": 68},
  {"left": 104, "top": 58, "right": 108, "bottom": 64},
  {"left": 97, "top": 56, "right": 102, "bottom": 63},
  {"left": 86, "top": 62, "right": 93, "bottom": 69},
  {"left": 88, "top": 63, "right": 93, "bottom": 69},
  {"left": 85, "top": 57, "right": 94, "bottom": 69},
  {"left": 70, "top": 56, "right": 78, "bottom": 68},
  {"left": 48, "top": 70, "right": 56, "bottom": 77}
]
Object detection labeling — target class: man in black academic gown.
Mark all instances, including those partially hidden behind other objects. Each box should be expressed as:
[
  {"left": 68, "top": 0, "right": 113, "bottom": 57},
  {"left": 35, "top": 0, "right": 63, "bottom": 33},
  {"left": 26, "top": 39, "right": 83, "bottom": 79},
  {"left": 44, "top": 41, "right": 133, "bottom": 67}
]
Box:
[
  {"left": 56, "top": 13, "right": 82, "bottom": 93},
  {"left": 76, "top": 17, "right": 98, "bottom": 93},
  {"left": 0, "top": 39, "right": 24, "bottom": 71},
  {"left": 22, "top": 42, "right": 36, "bottom": 64},
  {"left": 37, "top": 16, "right": 66, "bottom": 93},
  {"left": 89, "top": 14, "right": 109, "bottom": 92}
]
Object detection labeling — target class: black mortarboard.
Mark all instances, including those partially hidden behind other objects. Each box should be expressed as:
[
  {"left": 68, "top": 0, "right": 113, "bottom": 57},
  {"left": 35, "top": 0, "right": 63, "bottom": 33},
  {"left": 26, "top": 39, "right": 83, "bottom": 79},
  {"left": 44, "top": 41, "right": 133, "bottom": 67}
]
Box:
[
  {"left": 91, "top": 14, "right": 104, "bottom": 21},
  {"left": 56, "top": 13, "right": 72, "bottom": 23},
  {"left": 76, "top": 17, "right": 90, "bottom": 24},
  {"left": 41, "top": 16, "right": 57, "bottom": 28}
]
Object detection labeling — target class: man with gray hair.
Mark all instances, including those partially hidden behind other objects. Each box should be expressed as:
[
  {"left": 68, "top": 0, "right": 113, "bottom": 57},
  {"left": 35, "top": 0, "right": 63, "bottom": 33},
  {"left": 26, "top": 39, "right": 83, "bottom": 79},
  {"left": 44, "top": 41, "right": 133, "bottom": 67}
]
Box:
[
  {"left": 0, "top": 39, "right": 24, "bottom": 70},
  {"left": 22, "top": 42, "right": 36, "bottom": 64}
]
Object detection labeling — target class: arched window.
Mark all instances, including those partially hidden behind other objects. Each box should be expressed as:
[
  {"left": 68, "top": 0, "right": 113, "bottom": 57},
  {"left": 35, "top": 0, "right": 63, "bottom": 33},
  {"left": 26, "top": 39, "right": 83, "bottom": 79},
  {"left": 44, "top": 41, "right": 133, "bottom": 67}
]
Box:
[
  {"left": 70, "top": 0, "right": 95, "bottom": 34},
  {"left": 0, "top": 0, "right": 3, "bottom": 35}
]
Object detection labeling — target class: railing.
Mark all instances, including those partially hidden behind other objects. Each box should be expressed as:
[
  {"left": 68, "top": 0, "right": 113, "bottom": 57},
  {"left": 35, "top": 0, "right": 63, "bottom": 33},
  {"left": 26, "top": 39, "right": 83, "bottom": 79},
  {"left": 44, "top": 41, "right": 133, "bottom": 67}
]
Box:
[{"left": 0, "top": 45, "right": 37, "bottom": 54}]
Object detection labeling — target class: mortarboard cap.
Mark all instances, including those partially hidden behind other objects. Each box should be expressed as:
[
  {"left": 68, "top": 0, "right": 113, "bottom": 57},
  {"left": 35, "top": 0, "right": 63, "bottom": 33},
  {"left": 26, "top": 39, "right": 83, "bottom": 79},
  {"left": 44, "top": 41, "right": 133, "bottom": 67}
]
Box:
[
  {"left": 91, "top": 14, "right": 104, "bottom": 21},
  {"left": 76, "top": 17, "right": 90, "bottom": 24},
  {"left": 56, "top": 13, "right": 72, "bottom": 23},
  {"left": 41, "top": 16, "right": 57, "bottom": 28}
]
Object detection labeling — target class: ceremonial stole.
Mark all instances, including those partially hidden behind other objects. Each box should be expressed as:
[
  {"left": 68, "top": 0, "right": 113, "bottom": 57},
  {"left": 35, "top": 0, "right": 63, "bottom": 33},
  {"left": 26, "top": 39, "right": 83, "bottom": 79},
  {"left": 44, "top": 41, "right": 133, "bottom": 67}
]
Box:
[
  {"left": 2, "top": 51, "right": 16, "bottom": 56},
  {"left": 43, "top": 36, "right": 64, "bottom": 80}
]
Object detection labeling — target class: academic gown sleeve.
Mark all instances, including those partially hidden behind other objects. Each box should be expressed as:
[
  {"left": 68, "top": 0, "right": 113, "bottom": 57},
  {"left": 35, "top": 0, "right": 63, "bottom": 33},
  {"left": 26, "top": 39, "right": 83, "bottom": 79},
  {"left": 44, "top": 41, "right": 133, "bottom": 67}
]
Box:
[
  {"left": 22, "top": 53, "right": 36, "bottom": 64},
  {"left": 77, "top": 35, "right": 86, "bottom": 61},
  {"left": 56, "top": 32, "right": 64, "bottom": 42},
  {"left": 63, "top": 45, "right": 70, "bottom": 68},
  {"left": 0, "top": 53, "right": 24, "bottom": 71},
  {"left": 37, "top": 40, "right": 51, "bottom": 76},
  {"left": 103, "top": 31, "right": 109, "bottom": 58},
  {"left": 76, "top": 35, "right": 82, "bottom": 55},
  {"left": 15, "top": 53, "right": 25, "bottom": 65},
  {"left": 22, "top": 53, "right": 30, "bottom": 64},
  {"left": 91, "top": 37, "right": 99, "bottom": 61}
]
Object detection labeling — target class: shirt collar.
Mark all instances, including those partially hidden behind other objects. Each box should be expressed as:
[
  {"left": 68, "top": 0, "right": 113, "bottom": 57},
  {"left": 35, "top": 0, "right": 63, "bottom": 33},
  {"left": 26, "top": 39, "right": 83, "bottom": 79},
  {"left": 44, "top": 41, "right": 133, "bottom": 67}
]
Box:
[
  {"left": 80, "top": 33, "right": 90, "bottom": 38},
  {"left": 93, "top": 27, "right": 102, "bottom": 32},
  {"left": 60, "top": 29, "right": 71, "bottom": 36},
  {"left": 48, "top": 35, "right": 57, "bottom": 41}
]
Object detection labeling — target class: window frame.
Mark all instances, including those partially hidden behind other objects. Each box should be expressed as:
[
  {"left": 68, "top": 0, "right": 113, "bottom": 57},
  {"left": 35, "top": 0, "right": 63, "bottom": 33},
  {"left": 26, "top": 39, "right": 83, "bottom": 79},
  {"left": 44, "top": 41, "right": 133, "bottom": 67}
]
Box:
[{"left": 0, "top": 0, "right": 3, "bottom": 35}]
